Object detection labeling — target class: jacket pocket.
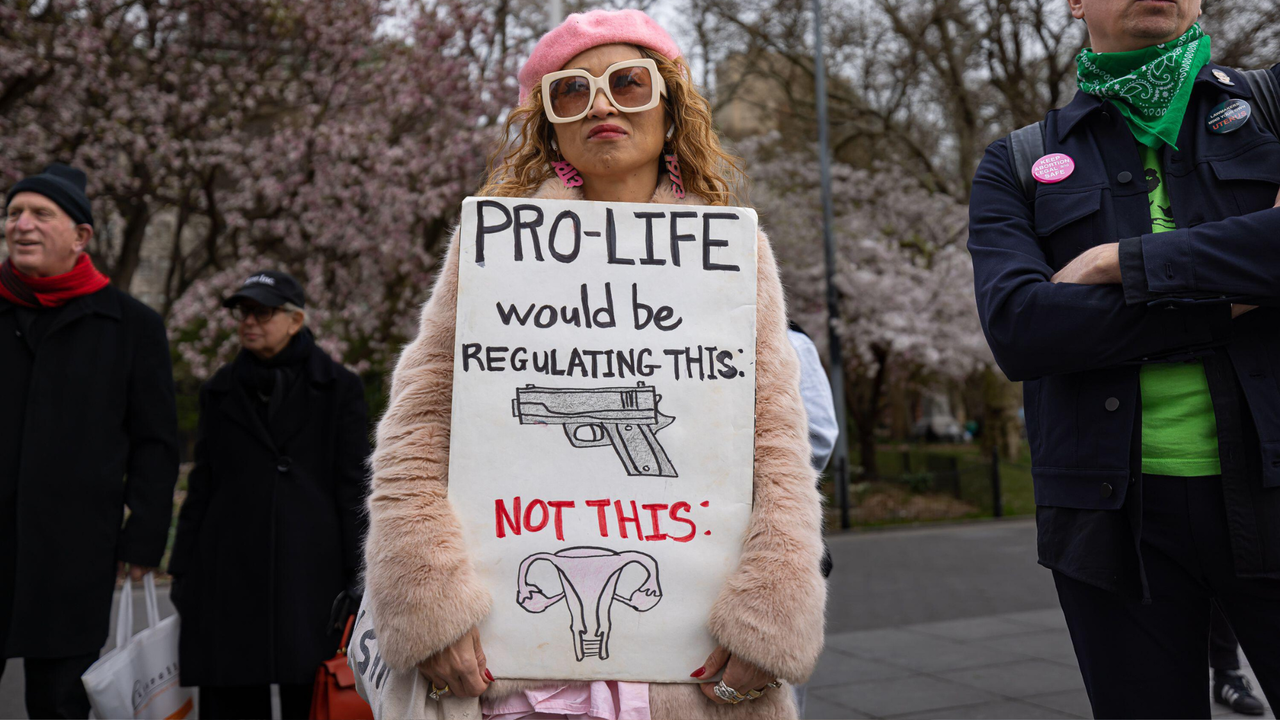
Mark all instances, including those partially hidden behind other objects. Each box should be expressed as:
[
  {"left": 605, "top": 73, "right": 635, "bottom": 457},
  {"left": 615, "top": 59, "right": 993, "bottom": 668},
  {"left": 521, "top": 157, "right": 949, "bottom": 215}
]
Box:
[
  {"left": 1032, "top": 467, "right": 1131, "bottom": 510},
  {"left": 1028, "top": 367, "right": 1136, "bottom": 511},
  {"left": 1034, "top": 188, "right": 1104, "bottom": 270},
  {"left": 1209, "top": 140, "right": 1280, "bottom": 215}
]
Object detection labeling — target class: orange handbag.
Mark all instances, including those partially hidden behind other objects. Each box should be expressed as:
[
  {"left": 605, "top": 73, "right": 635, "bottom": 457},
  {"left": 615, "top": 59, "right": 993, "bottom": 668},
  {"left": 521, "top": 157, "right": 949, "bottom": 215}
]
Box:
[{"left": 310, "top": 615, "right": 374, "bottom": 720}]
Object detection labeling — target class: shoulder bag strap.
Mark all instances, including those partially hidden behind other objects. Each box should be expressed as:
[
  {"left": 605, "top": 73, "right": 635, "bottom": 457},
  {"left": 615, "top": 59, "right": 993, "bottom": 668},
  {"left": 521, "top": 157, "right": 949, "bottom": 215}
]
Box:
[{"left": 1241, "top": 68, "right": 1280, "bottom": 137}]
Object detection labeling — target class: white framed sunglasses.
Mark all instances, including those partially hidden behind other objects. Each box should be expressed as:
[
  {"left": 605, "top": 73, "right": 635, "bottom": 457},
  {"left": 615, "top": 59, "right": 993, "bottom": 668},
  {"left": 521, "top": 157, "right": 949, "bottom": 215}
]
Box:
[{"left": 541, "top": 59, "right": 668, "bottom": 124}]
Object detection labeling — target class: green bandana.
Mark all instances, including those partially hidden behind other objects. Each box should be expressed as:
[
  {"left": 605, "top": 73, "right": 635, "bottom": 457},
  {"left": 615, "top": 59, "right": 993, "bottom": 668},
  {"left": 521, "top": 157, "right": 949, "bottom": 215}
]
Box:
[{"left": 1076, "top": 23, "right": 1212, "bottom": 149}]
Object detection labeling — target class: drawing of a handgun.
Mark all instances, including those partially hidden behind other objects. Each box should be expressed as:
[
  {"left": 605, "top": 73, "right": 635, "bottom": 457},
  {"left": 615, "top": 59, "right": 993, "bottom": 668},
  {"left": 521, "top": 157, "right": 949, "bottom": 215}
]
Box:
[{"left": 511, "top": 383, "right": 677, "bottom": 477}]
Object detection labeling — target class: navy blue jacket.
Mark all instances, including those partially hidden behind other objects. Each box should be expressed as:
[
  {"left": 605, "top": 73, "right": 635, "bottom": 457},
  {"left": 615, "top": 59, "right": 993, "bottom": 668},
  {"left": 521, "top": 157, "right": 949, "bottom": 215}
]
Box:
[{"left": 969, "top": 62, "right": 1280, "bottom": 595}]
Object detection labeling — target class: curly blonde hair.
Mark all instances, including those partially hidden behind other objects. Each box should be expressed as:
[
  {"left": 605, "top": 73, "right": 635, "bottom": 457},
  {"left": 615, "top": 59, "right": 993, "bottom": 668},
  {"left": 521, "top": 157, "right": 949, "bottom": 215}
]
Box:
[{"left": 479, "top": 48, "right": 743, "bottom": 206}]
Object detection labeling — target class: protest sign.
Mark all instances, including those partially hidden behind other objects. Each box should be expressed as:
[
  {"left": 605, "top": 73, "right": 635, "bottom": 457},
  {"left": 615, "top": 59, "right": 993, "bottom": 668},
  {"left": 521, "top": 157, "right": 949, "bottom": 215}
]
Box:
[{"left": 448, "top": 196, "right": 759, "bottom": 682}]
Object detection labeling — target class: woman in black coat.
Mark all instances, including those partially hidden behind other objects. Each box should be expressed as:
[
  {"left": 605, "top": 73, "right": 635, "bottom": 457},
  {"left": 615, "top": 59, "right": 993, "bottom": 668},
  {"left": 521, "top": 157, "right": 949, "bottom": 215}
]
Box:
[{"left": 169, "top": 270, "right": 369, "bottom": 720}]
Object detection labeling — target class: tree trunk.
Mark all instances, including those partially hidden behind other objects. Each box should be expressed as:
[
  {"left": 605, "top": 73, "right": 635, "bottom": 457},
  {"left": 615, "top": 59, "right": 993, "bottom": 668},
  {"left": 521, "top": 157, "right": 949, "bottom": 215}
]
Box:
[
  {"left": 859, "top": 425, "right": 879, "bottom": 481},
  {"left": 848, "top": 347, "right": 891, "bottom": 479},
  {"left": 950, "top": 383, "right": 967, "bottom": 425},
  {"left": 887, "top": 370, "right": 911, "bottom": 441},
  {"left": 110, "top": 197, "right": 149, "bottom": 292},
  {"left": 982, "top": 368, "right": 1023, "bottom": 461}
]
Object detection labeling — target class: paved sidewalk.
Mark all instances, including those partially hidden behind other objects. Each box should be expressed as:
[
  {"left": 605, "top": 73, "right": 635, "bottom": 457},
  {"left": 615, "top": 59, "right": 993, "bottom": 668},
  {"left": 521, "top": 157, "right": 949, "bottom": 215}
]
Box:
[
  {"left": 805, "top": 518, "right": 1272, "bottom": 719},
  {"left": 806, "top": 607, "right": 1267, "bottom": 719}
]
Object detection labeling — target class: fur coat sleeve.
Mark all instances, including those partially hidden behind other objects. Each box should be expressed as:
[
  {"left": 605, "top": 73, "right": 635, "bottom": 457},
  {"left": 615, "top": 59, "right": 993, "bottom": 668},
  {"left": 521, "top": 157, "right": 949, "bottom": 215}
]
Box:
[
  {"left": 706, "top": 228, "right": 827, "bottom": 685},
  {"left": 363, "top": 234, "right": 492, "bottom": 671},
  {"left": 365, "top": 190, "right": 826, "bottom": 682}
]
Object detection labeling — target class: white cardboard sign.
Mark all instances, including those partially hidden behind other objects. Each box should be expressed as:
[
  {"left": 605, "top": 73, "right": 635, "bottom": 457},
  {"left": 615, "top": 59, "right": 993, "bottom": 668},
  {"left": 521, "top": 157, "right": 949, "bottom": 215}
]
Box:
[{"left": 448, "top": 196, "right": 759, "bottom": 682}]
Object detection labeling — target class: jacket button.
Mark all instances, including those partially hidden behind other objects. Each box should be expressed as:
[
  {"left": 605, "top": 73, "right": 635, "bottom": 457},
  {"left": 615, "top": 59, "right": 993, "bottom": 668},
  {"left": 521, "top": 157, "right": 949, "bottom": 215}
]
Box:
[
  {"left": 1101, "top": 111, "right": 1111, "bottom": 122},
  {"left": 1105, "top": 397, "right": 1120, "bottom": 412},
  {"left": 277, "top": 456, "right": 293, "bottom": 474},
  {"left": 1101, "top": 483, "right": 1114, "bottom": 498},
  {"left": 1118, "top": 171, "right": 1133, "bottom": 183},
  {"left": 14, "top": 330, "right": 21, "bottom": 337}
]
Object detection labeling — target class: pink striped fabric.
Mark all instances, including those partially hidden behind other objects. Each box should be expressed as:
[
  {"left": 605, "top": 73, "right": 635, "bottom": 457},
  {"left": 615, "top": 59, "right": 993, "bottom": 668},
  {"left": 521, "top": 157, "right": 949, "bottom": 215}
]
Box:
[{"left": 482, "top": 682, "right": 650, "bottom": 720}]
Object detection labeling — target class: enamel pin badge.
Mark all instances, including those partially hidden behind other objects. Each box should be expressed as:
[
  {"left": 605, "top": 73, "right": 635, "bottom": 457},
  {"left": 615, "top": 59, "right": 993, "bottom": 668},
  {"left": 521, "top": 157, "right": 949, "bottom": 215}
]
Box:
[
  {"left": 1032, "top": 153, "right": 1076, "bottom": 184},
  {"left": 1213, "top": 69, "right": 1235, "bottom": 86},
  {"left": 1208, "top": 99, "right": 1251, "bottom": 134}
]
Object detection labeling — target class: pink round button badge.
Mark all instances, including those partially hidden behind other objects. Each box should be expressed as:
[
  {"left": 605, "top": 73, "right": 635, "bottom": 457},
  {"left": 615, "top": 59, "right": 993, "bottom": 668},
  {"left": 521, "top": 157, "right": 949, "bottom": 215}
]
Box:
[{"left": 1032, "top": 153, "right": 1075, "bottom": 184}]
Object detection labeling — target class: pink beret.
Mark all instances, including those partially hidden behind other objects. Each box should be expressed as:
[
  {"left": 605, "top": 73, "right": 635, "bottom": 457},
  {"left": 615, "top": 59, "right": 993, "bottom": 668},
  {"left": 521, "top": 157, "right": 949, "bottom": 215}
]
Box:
[{"left": 518, "top": 9, "right": 682, "bottom": 104}]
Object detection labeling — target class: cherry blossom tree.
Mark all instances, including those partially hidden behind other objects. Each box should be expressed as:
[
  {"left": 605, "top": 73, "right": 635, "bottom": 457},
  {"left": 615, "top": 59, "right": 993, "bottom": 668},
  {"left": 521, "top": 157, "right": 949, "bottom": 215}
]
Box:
[
  {"left": 741, "top": 134, "right": 991, "bottom": 477},
  {"left": 2, "top": 0, "right": 511, "bottom": 379},
  {"left": 166, "top": 0, "right": 511, "bottom": 377}
]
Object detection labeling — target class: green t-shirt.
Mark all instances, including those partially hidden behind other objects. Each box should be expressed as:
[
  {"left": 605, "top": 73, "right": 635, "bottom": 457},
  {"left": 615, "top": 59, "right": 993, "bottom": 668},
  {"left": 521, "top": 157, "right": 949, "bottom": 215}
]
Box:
[{"left": 1138, "top": 144, "right": 1221, "bottom": 476}]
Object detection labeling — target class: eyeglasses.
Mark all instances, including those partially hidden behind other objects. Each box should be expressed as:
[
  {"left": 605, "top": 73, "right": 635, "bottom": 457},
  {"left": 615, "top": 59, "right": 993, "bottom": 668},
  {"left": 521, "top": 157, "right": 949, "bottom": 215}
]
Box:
[
  {"left": 231, "top": 304, "right": 280, "bottom": 323},
  {"left": 541, "top": 59, "right": 667, "bottom": 124}
]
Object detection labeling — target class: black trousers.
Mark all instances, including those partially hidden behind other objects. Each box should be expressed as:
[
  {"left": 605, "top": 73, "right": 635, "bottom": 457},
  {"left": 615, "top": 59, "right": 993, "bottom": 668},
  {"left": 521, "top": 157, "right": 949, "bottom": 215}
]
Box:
[
  {"left": 1209, "top": 602, "right": 1241, "bottom": 673},
  {"left": 1054, "top": 475, "right": 1280, "bottom": 719},
  {"left": 0, "top": 652, "right": 100, "bottom": 719},
  {"left": 199, "top": 681, "right": 314, "bottom": 720}
]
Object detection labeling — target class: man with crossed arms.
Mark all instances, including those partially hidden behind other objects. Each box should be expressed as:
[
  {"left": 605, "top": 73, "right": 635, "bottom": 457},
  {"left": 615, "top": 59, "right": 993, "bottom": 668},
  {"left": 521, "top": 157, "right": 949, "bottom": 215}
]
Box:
[{"left": 969, "top": 0, "right": 1280, "bottom": 715}]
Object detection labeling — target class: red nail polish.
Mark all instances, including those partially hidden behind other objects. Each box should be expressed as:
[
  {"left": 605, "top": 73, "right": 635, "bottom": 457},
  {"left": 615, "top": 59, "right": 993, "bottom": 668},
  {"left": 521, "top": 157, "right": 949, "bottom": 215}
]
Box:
[
  {"left": 691, "top": 667, "right": 706, "bottom": 678},
  {"left": 484, "top": 669, "right": 495, "bottom": 682}
]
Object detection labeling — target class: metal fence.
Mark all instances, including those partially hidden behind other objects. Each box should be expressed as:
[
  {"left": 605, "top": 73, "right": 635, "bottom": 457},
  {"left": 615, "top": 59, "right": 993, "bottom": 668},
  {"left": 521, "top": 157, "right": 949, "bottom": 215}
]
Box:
[{"left": 835, "top": 446, "right": 1035, "bottom": 522}]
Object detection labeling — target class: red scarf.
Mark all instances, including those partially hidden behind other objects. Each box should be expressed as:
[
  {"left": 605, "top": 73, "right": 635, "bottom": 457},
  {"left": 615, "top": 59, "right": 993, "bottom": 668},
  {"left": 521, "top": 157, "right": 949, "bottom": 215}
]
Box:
[{"left": 0, "top": 253, "right": 111, "bottom": 308}]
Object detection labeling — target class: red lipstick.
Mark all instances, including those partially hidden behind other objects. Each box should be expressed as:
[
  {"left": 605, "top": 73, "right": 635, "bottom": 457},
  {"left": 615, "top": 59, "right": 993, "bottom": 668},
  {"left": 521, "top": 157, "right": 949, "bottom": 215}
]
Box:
[{"left": 587, "top": 123, "right": 628, "bottom": 140}]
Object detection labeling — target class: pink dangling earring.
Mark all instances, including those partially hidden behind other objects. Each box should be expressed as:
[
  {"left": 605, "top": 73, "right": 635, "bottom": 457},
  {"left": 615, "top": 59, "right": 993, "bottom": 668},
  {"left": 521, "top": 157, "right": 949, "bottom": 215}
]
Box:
[
  {"left": 550, "top": 140, "right": 582, "bottom": 188},
  {"left": 551, "top": 159, "right": 583, "bottom": 189},
  {"left": 664, "top": 151, "right": 686, "bottom": 199}
]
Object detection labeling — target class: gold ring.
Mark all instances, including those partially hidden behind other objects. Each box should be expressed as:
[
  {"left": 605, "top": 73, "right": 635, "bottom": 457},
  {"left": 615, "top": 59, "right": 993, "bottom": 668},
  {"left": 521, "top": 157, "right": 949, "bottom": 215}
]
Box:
[{"left": 428, "top": 682, "right": 450, "bottom": 701}]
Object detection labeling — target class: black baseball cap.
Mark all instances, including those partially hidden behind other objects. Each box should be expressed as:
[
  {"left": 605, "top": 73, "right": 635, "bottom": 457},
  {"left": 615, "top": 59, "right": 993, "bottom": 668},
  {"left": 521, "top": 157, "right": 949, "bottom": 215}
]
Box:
[{"left": 222, "top": 270, "right": 306, "bottom": 309}]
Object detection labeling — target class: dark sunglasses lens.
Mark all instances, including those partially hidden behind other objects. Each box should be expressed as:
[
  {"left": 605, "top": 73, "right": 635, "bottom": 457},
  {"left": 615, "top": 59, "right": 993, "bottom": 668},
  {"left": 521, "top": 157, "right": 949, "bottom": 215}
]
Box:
[
  {"left": 608, "top": 66, "right": 653, "bottom": 109},
  {"left": 235, "top": 305, "right": 274, "bottom": 322},
  {"left": 549, "top": 75, "right": 591, "bottom": 118}
]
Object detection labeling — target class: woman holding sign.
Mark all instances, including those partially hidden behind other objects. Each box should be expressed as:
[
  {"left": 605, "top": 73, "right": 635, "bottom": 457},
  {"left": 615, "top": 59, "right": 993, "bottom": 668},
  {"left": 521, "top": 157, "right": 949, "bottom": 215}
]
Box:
[{"left": 363, "top": 9, "right": 825, "bottom": 719}]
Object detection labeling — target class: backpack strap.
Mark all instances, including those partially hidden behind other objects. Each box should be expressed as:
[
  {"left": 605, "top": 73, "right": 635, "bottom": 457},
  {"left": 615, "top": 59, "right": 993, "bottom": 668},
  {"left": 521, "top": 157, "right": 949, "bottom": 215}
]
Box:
[
  {"left": 1241, "top": 68, "right": 1280, "bottom": 138},
  {"left": 1008, "top": 121, "right": 1046, "bottom": 203}
]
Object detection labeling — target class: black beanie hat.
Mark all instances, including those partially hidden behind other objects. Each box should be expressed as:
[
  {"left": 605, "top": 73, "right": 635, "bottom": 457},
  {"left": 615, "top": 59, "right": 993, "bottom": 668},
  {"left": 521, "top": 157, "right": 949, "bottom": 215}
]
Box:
[{"left": 5, "top": 163, "right": 94, "bottom": 229}]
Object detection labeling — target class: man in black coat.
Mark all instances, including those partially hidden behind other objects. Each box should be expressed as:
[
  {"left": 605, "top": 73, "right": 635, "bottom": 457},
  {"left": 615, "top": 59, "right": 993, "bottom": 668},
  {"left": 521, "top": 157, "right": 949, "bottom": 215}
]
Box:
[
  {"left": 0, "top": 164, "right": 179, "bottom": 718},
  {"left": 169, "top": 270, "right": 369, "bottom": 720}
]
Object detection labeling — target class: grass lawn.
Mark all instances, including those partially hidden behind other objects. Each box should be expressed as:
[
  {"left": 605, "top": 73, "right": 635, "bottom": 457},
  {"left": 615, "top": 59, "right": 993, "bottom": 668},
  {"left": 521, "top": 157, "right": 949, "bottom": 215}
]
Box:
[{"left": 822, "top": 441, "right": 1035, "bottom": 529}]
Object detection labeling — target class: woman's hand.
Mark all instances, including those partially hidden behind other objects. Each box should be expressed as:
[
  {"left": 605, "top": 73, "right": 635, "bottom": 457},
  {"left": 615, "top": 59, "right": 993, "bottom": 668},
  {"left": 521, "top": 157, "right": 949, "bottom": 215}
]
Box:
[
  {"left": 693, "top": 646, "right": 778, "bottom": 705},
  {"left": 416, "top": 627, "right": 493, "bottom": 699}
]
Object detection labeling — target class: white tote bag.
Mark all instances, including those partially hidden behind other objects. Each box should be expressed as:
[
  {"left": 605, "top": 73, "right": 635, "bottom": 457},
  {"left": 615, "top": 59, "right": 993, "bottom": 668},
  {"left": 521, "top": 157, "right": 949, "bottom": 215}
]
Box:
[
  {"left": 81, "top": 573, "right": 197, "bottom": 720},
  {"left": 347, "top": 595, "right": 479, "bottom": 720}
]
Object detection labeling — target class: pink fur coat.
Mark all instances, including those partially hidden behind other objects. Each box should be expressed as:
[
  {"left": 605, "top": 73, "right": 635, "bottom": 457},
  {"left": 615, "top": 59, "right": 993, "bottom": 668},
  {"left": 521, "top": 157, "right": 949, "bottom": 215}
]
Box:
[{"left": 363, "top": 177, "right": 827, "bottom": 720}]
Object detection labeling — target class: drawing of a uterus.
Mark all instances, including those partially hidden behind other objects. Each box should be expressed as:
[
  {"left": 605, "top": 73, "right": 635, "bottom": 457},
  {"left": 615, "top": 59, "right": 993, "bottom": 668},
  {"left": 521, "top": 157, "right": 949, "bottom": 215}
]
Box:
[{"left": 516, "top": 547, "right": 662, "bottom": 661}]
